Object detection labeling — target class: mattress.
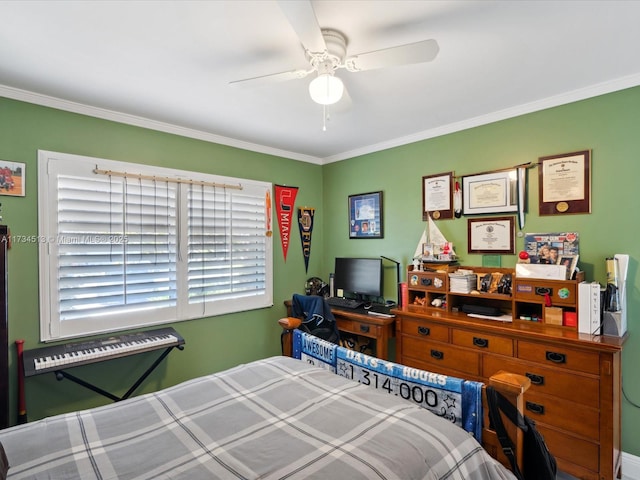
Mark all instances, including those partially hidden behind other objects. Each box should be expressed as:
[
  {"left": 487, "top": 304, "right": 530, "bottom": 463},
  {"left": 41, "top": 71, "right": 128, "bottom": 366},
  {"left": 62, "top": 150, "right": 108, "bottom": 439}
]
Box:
[{"left": 0, "top": 356, "right": 514, "bottom": 479}]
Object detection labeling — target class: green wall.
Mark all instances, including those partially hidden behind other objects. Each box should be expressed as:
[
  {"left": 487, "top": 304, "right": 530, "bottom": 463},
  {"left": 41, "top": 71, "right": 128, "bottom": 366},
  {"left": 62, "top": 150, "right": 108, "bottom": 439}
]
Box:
[
  {"left": 322, "top": 86, "right": 640, "bottom": 456},
  {"left": 0, "top": 97, "right": 322, "bottom": 419},
  {"left": 2, "top": 85, "right": 640, "bottom": 456}
]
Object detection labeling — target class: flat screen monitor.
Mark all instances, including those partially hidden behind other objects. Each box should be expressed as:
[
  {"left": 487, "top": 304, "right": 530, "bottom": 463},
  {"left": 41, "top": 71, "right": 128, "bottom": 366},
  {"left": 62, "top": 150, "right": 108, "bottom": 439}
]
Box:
[{"left": 333, "top": 257, "right": 383, "bottom": 299}]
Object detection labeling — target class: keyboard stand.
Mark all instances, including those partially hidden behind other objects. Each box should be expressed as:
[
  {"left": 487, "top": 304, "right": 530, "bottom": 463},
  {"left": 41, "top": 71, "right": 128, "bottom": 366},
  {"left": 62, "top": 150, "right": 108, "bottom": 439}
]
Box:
[{"left": 52, "top": 344, "right": 184, "bottom": 402}]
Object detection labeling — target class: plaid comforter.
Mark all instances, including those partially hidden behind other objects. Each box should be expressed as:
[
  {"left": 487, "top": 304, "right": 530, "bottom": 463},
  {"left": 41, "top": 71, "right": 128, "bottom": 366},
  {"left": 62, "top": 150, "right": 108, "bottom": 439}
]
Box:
[{"left": 0, "top": 356, "right": 514, "bottom": 479}]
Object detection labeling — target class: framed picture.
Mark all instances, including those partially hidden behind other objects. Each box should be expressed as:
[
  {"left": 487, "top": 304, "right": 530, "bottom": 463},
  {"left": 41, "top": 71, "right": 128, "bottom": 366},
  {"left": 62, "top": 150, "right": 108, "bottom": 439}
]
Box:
[
  {"left": 538, "top": 150, "right": 591, "bottom": 215},
  {"left": 467, "top": 216, "right": 515, "bottom": 254},
  {"left": 0, "top": 160, "right": 25, "bottom": 197},
  {"left": 349, "top": 191, "right": 383, "bottom": 239},
  {"left": 462, "top": 170, "right": 518, "bottom": 215},
  {"left": 557, "top": 254, "right": 579, "bottom": 279},
  {"left": 523, "top": 232, "right": 579, "bottom": 264},
  {"left": 422, "top": 172, "right": 453, "bottom": 220}
]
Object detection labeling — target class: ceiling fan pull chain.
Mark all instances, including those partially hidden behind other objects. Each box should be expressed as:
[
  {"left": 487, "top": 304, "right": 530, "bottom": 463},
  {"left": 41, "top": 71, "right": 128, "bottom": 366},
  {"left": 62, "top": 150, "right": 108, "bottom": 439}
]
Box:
[{"left": 322, "top": 104, "right": 327, "bottom": 131}]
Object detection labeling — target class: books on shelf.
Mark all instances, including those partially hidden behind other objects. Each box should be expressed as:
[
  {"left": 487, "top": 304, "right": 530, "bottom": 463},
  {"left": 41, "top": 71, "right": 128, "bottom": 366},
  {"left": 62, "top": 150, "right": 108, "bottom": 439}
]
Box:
[{"left": 448, "top": 271, "right": 476, "bottom": 294}]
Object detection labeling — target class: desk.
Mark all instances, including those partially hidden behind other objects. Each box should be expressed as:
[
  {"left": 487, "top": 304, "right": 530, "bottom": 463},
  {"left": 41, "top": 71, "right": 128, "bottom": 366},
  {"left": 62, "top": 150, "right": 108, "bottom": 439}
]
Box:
[
  {"left": 332, "top": 308, "right": 395, "bottom": 360},
  {"left": 284, "top": 301, "right": 395, "bottom": 360}
]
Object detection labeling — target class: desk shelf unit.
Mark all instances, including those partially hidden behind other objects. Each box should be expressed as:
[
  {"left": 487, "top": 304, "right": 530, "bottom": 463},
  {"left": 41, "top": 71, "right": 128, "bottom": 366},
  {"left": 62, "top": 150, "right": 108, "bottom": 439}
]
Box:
[{"left": 406, "top": 264, "right": 585, "bottom": 330}]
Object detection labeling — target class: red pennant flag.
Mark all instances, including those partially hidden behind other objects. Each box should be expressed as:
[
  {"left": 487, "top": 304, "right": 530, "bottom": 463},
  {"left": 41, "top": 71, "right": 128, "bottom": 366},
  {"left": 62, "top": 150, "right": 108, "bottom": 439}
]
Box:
[{"left": 274, "top": 185, "right": 298, "bottom": 261}]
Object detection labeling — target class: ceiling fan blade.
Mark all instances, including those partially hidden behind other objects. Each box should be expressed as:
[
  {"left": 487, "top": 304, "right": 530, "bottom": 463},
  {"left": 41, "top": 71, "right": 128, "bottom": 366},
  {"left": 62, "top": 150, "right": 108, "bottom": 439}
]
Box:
[
  {"left": 277, "top": 0, "right": 327, "bottom": 53},
  {"left": 230, "top": 69, "right": 311, "bottom": 88},
  {"left": 346, "top": 39, "right": 439, "bottom": 72}
]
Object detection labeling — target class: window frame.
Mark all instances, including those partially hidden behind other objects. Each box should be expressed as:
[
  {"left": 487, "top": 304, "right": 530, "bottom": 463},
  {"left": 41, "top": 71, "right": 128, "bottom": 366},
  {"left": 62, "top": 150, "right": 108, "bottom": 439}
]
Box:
[{"left": 38, "top": 150, "right": 273, "bottom": 342}]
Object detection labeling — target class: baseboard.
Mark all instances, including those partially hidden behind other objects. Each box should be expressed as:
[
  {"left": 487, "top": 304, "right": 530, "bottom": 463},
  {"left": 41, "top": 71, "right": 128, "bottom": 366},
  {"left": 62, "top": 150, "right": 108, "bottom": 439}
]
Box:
[{"left": 623, "top": 452, "right": 640, "bottom": 480}]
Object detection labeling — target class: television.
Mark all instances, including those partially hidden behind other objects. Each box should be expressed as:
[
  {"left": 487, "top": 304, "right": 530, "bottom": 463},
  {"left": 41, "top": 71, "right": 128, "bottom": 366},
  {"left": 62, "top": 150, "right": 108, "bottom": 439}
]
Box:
[{"left": 333, "top": 257, "right": 383, "bottom": 300}]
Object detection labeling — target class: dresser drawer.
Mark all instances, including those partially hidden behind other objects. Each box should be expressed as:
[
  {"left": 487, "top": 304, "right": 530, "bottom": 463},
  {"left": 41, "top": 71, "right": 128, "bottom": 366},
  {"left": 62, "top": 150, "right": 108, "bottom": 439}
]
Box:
[
  {"left": 401, "top": 336, "right": 480, "bottom": 376},
  {"left": 517, "top": 340, "right": 600, "bottom": 375},
  {"left": 337, "top": 319, "right": 379, "bottom": 335},
  {"left": 452, "top": 330, "right": 513, "bottom": 356},
  {"left": 514, "top": 279, "right": 577, "bottom": 306},
  {"left": 537, "top": 424, "right": 599, "bottom": 474},
  {"left": 522, "top": 391, "right": 599, "bottom": 440},
  {"left": 483, "top": 355, "right": 599, "bottom": 407},
  {"left": 400, "top": 317, "right": 449, "bottom": 343}
]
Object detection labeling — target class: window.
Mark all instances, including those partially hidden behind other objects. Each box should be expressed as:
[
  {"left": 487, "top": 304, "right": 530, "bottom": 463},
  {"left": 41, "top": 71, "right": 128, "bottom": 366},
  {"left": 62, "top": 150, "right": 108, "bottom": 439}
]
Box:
[{"left": 38, "top": 150, "right": 273, "bottom": 341}]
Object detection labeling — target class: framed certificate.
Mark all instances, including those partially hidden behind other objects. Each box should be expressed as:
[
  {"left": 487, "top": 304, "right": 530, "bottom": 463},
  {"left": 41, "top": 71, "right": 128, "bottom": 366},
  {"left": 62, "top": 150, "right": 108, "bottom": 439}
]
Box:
[
  {"left": 538, "top": 150, "right": 591, "bottom": 215},
  {"left": 462, "top": 170, "right": 518, "bottom": 215},
  {"left": 422, "top": 172, "right": 453, "bottom": 220},
  {"left": 467, "top": 216, "right": 515, "bottom": 254}
]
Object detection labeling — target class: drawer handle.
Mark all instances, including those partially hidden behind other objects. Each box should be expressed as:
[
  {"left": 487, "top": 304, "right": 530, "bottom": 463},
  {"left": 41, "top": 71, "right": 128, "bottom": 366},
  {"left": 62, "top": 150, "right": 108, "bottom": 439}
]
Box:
[
  {"left": 526, "top": 401, "right": 545, "bottom": 415},
  {"left": 536, "top": 287, "right": 553, "bottom": 296},
  {"left": 417, "top": 326, "right": 431, "bottom": 336},
  {"left": 359, "top": 324, "right": 370, "bottom": 333},
  {"left": 430, "top": 349, "right": 444, "bottom": 360},
  {"left": 545, "top": 351, "right": 566, "bottom": 364},
  {"left": 472, "top": 337, "right": 489, "bottom": 348},
  {"left": 525, "top": 372, "right": 545, "bottom": 385}
]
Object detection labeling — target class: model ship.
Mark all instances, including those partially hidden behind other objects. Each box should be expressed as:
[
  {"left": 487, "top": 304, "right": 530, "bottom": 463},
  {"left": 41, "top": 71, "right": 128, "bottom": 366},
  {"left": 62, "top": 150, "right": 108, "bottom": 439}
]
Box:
[{"left": 413, "top": 214, "right": 458, "bottom": 266}]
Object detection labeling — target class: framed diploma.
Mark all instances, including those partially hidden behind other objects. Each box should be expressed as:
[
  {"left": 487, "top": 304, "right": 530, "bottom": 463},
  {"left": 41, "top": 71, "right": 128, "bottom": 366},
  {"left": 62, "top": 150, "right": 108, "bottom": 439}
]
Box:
[
  {"left": 462, "top": 170, "right": 518, "bottom": 215},
  {"left": 538, "top": 150, "right": 591, "bottom": 215},
  {"left": 467, "top": 216, "right": 515, "bottom": 254},
  {"left": 422, "top": 172, "right": 453, "bottom": 220}
]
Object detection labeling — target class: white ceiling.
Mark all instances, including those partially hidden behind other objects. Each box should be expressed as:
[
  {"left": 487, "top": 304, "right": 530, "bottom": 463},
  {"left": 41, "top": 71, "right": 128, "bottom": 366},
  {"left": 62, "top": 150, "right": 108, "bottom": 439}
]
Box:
[{"left": 1, "top": 0, "right": 640, "bottom": 164}]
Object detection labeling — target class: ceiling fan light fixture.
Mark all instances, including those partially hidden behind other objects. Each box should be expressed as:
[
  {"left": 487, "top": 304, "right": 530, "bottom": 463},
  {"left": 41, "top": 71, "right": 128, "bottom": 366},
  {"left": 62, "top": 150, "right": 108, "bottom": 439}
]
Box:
[{"left": 309, "top": 73, "right": 344, "bottom": 105}]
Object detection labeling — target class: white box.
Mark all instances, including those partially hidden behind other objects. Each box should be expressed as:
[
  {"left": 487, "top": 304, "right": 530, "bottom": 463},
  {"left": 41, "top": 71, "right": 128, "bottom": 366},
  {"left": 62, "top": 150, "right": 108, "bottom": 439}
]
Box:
[
  {"left": 578, "top": 281, "right": 602, "bottom": 335},
  {"left": 515, "top": 263, "right": 567, "bottom": 280}
]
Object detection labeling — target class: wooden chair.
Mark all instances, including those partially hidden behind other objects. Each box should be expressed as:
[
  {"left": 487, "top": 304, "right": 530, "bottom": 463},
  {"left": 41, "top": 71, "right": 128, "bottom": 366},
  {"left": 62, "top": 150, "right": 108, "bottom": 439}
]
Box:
[{"left": 278, "top": 316, "right": 302, "bottom": 357}]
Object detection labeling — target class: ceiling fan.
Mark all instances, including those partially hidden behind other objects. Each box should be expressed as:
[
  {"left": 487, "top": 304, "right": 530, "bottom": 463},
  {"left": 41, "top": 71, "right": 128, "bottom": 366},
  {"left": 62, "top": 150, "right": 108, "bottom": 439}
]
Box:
[{"left": 230, "top": 0, "right": 439, "bottom": 107}]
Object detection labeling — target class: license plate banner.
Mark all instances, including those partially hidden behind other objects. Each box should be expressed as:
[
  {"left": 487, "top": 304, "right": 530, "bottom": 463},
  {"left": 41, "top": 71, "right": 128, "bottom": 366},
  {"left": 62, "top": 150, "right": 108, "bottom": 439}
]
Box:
[{"left": 292, "top": 330, "right": 483, "bottom": 440}]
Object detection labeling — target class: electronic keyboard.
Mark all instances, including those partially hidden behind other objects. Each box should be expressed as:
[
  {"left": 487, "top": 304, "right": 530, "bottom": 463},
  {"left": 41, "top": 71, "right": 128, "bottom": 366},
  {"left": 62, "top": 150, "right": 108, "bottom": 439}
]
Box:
[{"left": 23, "top": 327, "right": 184, "bottom": 377}]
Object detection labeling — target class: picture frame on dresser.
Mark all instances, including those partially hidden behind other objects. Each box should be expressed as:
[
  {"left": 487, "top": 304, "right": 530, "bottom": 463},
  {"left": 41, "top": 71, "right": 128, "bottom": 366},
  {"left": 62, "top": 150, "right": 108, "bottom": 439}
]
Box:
[{"left": 557, "top": 254, "right": 579, "bottom": 279}]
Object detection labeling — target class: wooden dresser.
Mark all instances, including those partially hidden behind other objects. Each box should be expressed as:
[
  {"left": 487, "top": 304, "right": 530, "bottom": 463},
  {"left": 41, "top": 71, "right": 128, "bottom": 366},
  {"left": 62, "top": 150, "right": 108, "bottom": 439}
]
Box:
[{"left": 393, "top": 308, "right": 625, "bottom": 480}]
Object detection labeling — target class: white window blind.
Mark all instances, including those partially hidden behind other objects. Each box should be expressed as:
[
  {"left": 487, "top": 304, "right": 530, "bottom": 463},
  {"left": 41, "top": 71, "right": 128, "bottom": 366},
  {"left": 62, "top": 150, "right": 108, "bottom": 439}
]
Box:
[
  {"left": 187, "top": 187, "right": 267, "bottom": 304},
  {"left": 38, "top": 150, "right": 273, "bottom": 341}
]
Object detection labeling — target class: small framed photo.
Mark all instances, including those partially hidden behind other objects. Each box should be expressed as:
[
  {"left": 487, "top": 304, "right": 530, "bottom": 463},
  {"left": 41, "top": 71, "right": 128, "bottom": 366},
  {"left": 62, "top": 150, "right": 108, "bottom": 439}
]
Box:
[
  {"left": 538, "top": 150, "right": 591, "bottom": 215},
  {"left": 467, "top": 216, "right": 515, "bottom": 254},
  {"left": 557, "top": 254, "right": 579, "bottom": 279},
  {"left": 0, "top": 160, "right": 25, "bottom": 197},
  {"left": 462, "top": 170, "right": 518, "bottom": 215},
  {"left": 349, "top": 191, "right": 383, "bottom": 239}
]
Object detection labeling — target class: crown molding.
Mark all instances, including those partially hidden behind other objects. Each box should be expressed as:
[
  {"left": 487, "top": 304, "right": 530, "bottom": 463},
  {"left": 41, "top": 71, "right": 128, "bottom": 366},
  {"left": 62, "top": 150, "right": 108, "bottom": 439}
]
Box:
[
  {"left": 2, "top": 73, "right": 640, "bottom": 166},
  {"left": 323, "top": 73, "right": 640, "bottom": 164},
  {"left": 0, "top": 84, "right": 323, "bottom": 165}
]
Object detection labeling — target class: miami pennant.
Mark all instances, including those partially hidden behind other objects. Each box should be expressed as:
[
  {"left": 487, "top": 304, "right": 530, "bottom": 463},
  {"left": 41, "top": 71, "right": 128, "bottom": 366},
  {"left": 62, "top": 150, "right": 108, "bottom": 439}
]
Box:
[{"left": 274, "top": 185, "right": 298, "bottom": 261}]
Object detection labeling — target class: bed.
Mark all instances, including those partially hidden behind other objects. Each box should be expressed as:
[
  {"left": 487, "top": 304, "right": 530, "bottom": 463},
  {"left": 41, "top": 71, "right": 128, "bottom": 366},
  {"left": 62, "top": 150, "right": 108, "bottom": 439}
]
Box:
[{"left": 0, "top": 344, "right": 521, "bottom": 479}]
